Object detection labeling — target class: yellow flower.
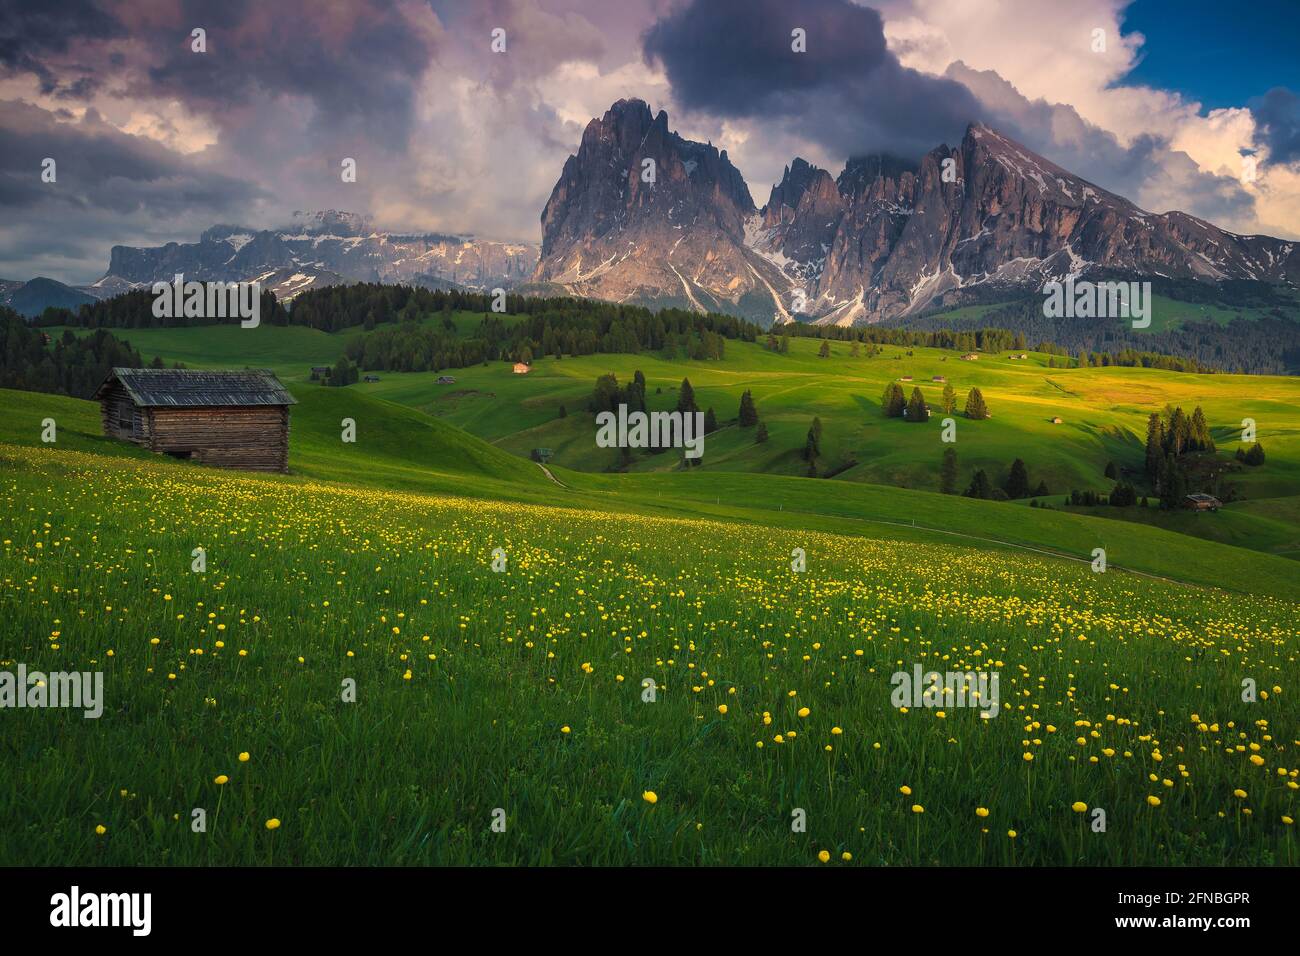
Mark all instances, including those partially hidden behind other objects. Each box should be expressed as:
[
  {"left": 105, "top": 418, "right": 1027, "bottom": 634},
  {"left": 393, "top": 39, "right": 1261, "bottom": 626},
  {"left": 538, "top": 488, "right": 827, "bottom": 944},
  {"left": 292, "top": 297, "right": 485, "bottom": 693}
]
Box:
[
  {"left": 238, "top": 752, "right": 250, "bottom": 763},
  {"left": 1147, "top": 795, "right": 1161, "bottom": 807},
  {"left": 831, "top": 726, "right": 843, "bottom": 735},
  {"left": 841, "top": 851, "right": 852, "bottom": 861},
  {"left": 911, "top": 804, "right": 924, "bottom": 814},
  {"left": 797, "top": 707, "right": 810, "bottom": 718},
  {"left": 900, "top": 785, "right": 912, "bottom": 795},
  {"left": 1283, "top": 816, "right": 1294, "bottom": 825},
  {"left": 95, "top": 825, "right": 106, "bottom": 835},
  {"left": 1007, "top": 830, "right": 1017, "bottom": 838},
  {"left": 265, "top": 818, "right": 281, "bottom": 830},
  {"left": 975, "top": 807, "right": 989, "bottom": 818},
  {"left": 1249, "top": 755, "right": 1265, "bottom": 766},
  {"left": 717, "top": 704, "right": 727, "bottom": 715},
  {"left": 214, "top": 774, "right": 228, "bottom": 785},
  {"left": 1071, "top": 801, "right": 1087, "bottom": 813},
  {"left": 1022, "top": 752, "right": 1034, "bottom": 762},
  {"left": 560, "top": 725, "right": 571, "bottom": 734},
  {"left": 1233, "top": 789, "right": 1248, "bottom": 799},
  {"left": 642, "top": 791, "right": 658, "bottom": 805},
  {"left": 817, "top": 850, "right": 830, "bottom": 863}
]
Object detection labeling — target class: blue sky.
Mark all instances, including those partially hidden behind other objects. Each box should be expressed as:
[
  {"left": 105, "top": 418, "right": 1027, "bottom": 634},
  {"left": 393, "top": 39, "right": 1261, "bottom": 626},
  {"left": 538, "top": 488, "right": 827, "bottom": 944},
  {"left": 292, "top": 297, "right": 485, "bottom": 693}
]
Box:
[{"left": 1120, "top": 0, "right": 1300, "bottom": 109}]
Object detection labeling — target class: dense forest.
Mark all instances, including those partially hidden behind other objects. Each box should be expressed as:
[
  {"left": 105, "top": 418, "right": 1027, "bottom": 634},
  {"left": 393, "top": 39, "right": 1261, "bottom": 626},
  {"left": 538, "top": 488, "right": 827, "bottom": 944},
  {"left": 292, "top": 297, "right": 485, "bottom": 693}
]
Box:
[
  {"left": 19, "top": 276, "right": 1298, "bottom": 377},
  {"left": 342, "top": 302, "right": 737, "bottom": 372},
  {"left": 0, "top": 306, "right": 146, "bottom": 398}
]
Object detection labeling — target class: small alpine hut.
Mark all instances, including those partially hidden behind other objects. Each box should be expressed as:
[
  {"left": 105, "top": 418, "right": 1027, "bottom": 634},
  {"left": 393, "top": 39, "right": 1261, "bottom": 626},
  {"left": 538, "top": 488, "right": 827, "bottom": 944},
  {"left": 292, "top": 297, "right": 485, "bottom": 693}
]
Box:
[{"left": 94, "top": 368, "right": 295, "bottom": 473}]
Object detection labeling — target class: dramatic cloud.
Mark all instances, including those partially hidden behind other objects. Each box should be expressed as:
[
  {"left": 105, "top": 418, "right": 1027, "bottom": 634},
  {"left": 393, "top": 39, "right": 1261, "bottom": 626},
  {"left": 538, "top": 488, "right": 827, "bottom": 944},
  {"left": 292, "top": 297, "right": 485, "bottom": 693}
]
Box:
[
  {"left": 0, "top": 0, "right": 1297, "bottom": 282},
  {"left": 946, "top": 61, "right": 1256, "bottom": 226},
  {"left": 1251, "top": 87, "right": 1300, "bottom": 166},
  {"left": 0, "top": 98, "right": 264, "bottom": 280},
  {"left": 642, "top": 0, "right": 982, "bottom": 160}
]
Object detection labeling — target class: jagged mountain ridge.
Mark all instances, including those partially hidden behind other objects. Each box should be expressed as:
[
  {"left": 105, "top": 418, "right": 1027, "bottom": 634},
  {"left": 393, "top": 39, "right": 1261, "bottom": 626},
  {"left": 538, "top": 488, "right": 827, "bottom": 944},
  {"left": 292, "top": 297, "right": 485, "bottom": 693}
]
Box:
[
  {"left": 92, "top": 211, "right": 538, "bottom": 303},
  {"left": 535, "top": 99, "right": 1300, "bottom": 325},
  {"left": 533, "top": 99, "right": 797, "bottom": 322}
]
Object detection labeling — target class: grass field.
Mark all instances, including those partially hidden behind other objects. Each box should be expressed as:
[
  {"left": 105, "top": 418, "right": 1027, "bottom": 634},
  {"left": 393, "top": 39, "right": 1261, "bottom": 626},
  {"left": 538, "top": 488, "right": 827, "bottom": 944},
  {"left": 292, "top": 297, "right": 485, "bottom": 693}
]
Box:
[
  {"left": 88, "top": 318, "right": 1300, "bottom": 506},
  {"left": 4, "top": 314, "right": 1299, "bottom": 866},
  {"left": 2, "top": 439, "right": 1297, "bottom": 866}
]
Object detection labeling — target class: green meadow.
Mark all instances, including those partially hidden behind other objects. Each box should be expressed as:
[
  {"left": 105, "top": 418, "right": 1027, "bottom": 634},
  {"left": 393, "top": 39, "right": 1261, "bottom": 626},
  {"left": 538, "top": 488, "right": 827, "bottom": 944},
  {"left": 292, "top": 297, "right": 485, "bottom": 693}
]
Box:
[
  {"left": 3, "top": 309, "right": 1299, "bottom": 866},
  {"left": 1, "top": 409, "right": 1297, "bottom": 866}
]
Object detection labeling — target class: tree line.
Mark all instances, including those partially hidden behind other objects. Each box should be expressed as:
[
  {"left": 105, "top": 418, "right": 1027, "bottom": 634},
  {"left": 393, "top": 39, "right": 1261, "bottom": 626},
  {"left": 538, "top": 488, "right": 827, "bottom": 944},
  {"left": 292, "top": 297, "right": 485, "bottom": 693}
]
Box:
[{"left": 0, "top": 307, "right": 147, "bottom": 398}]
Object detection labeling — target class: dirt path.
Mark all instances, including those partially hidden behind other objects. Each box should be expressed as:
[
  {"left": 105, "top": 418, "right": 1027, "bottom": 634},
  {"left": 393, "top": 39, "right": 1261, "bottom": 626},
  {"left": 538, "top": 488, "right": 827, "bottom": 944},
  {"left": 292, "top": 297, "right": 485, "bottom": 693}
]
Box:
[{"left": 536, "top": 462, "right": 566, "bottom": 488}]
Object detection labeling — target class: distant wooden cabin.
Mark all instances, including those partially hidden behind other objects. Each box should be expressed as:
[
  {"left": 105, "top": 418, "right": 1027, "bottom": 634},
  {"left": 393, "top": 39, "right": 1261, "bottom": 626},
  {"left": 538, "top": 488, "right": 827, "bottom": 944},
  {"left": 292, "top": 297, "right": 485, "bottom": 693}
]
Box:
[
  {"left": 310, "top": 366, "right": 330, "bottom": 380},
  {"left": 931, "top": 375, "right": 946, "bottom": 383},
  {"left": 513, "top": 362, "right": 531, "bottom": 374},
  {"left": 94, "top": 368, "right": 295, "bottom": 473},
  {"left": 1184, "top": 493, "right": 1221, "bottom": 512},
  {"left": 899, "top": 375, "right": 913, "bottom": 382},
  {"left": 960, "top": 353, "right": 980, "bottom": 361}
]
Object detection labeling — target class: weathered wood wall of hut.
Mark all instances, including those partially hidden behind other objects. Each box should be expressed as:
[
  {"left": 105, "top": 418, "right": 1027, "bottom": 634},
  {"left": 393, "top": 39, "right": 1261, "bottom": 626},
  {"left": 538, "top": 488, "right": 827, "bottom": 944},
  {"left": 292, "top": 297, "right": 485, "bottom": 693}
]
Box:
[
  {"left": 98, "top": 382, "right": 149, "bottom": 443},
  {"left": 146, "top": 406, "right": 289, "bottom": 472}
]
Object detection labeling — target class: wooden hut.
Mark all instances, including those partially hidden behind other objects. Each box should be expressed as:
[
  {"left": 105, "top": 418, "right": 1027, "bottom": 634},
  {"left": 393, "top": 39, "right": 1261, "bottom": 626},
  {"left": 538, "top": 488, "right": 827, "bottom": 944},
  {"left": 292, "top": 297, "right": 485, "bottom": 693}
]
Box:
[{"left": 94, "top": 368, "right": 295, "bottom": 472}]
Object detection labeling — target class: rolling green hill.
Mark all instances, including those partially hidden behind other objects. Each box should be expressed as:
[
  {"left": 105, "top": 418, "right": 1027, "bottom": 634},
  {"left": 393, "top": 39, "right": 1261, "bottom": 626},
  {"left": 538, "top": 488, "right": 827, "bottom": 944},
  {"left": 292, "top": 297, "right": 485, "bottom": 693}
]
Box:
[
  {"left": 4, "top": 385, "right": 1298, "bottom": 601},
  {"left": 32, "top": 310, "right": 1300, "bottom": 560}
]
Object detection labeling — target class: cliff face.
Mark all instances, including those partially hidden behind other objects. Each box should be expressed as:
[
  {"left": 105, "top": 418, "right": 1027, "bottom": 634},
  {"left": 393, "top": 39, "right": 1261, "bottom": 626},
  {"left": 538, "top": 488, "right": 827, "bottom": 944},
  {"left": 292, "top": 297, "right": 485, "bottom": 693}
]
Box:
[
  {"left": 533, "top": 99, "right": 792, "bottom": 322},
  {"left": 537, "top": 103, "right": 1300, "bottom": 325}
]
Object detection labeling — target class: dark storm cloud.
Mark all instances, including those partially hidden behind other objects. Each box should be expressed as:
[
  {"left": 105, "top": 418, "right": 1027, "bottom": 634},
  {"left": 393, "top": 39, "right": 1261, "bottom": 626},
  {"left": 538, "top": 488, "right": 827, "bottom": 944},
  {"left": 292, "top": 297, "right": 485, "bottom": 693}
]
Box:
[
  {"left": 1250, "top": 87, "right": 1300, "bottom": 166},
  {"left": 0, "top": 98, "right": 265, "bottom": 280},
  {"left": 0, "top": 0, "right": 125, "bottom": 97},
  {"left": 642, "top": 0, "right": 983, "bottom": 159},
  {"left": 0, "top": 99, "right": 261, "bottom": 213},
  {"left": 140, "top": 0, "right": 440, "bottom": 149}
]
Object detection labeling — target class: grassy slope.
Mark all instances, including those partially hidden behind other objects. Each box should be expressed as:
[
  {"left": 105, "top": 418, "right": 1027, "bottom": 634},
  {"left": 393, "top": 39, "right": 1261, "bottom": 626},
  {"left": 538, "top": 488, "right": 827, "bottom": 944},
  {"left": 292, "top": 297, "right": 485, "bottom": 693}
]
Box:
[
  {"left": 39, "top": 314, "right": 1300, "bottom": 558},
  {"left": 4, "top": 386, "right": 1298, "bottom": 601}
]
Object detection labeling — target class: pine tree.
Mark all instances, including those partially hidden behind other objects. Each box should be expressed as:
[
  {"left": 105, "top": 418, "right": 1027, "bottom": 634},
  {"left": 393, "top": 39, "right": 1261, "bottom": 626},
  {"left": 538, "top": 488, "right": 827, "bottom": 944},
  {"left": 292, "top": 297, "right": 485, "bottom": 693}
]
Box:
[
  {"left": 942, "top": 383, "right": 956, "bottom": 415},
  {"left": 1243, "top": 442, "right": 1266, "bottom": 466},
  {"left": 629, "top": 370, "right": 647, "bottom": 413},
  {"left": 1005, "top": 458, "right": 1030, "bottom": 498},
  {"left": 818, "top": 341, "right": 831, "bottom": 358},
  {"left": 881, "top": 382, "right": 906, "bottom": 417},
  {"left": 1144, "top": 413, "right": 1164, "bottom": 481},
  {"left": 964, "top": 469, "right": 992, "bottom": 499},
  {"left": 964, "top": 387, "right": 988, "bottom": 420},
  {"left": 676, "top": 377, "right": 698, "bottom": 415},
  {"left": 803, "top": 417, "right": 822, "bottom": 461},
  {"left": 1190, "top": 406, "right": 1215, "bottom": 453},
  {"left": 755, "top": 421, "right": 769, "bottom": 444},
  {"left": 738, "top": 389, "right": 758, "bottom": 427},
  {"left": 704, "top": 407, "right": 718, "bottom": 434},
  {"left": 905, "top": 387, "right": 927, "bottom": 422},
  {"left": 940, "top": 448, "right": 958, "bottom": 494},
  {"left": 1104, "top": 461, "right": 1118, "bottom": 480}
]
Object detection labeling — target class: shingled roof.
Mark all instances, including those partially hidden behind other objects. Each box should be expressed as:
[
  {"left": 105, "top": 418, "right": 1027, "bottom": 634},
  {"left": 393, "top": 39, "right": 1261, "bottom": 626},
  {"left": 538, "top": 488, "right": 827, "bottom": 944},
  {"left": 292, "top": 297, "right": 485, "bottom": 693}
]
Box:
[{"left": 94, "top": 368, "right": 296, "bottom": 407}]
